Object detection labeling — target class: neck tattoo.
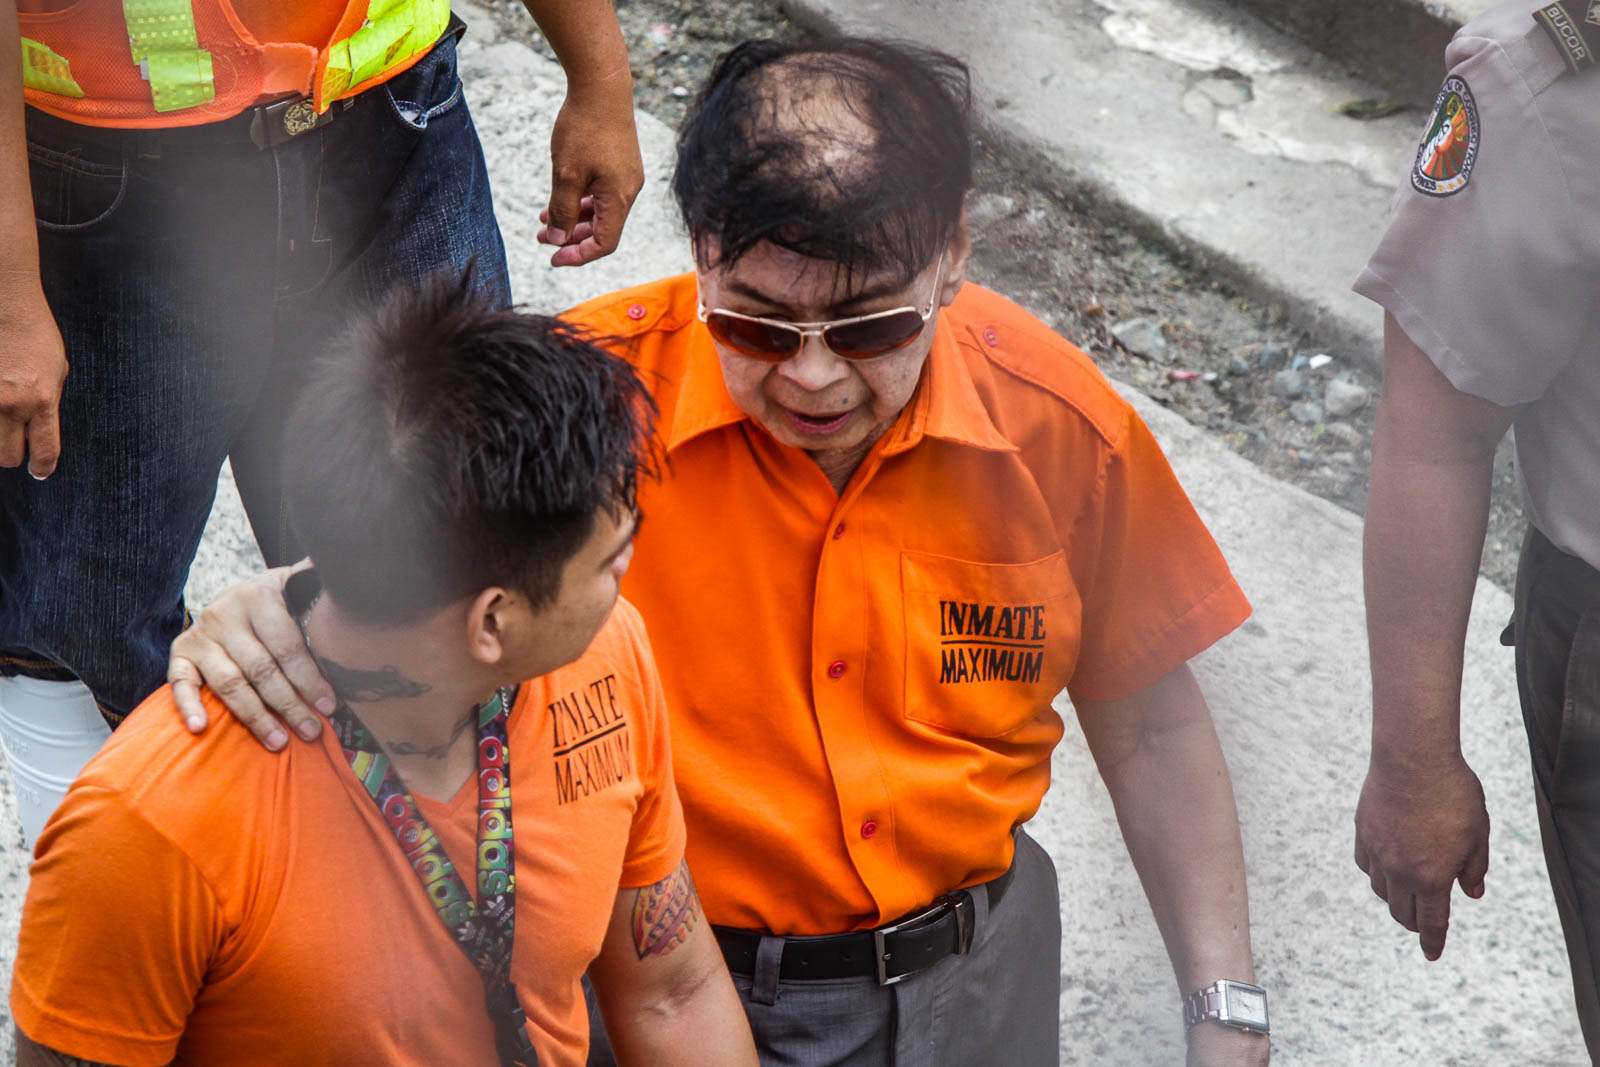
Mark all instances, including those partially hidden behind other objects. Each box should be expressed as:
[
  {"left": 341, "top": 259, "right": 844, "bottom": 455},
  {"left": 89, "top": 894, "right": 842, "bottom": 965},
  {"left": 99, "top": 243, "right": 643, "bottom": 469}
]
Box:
[
  {"left": 296, "top": 590, "right": 434, "bottom": 704},
  {"left": 383, "top": 706, "right": 478, "bottom": 760},
  {"left": 297, "top": 590, "right": 480, "bottom": 760}
]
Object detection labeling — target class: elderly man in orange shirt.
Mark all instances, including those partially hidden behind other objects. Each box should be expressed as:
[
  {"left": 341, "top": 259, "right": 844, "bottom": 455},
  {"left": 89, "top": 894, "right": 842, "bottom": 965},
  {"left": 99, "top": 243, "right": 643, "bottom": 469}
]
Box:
[{"left": 170, "top": 37, "right": 1270, "bottom": 1067}]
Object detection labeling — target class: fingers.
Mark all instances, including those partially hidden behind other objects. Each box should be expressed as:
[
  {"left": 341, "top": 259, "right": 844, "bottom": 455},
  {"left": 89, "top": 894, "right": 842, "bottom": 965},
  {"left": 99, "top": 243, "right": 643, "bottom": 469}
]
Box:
[
  {"left": 167, "top": 654, "right": 210, "bottom": 734},
  {"left": 583, "top": 187, "right": 635, "bottom": 262},
  {"left": 25, "top": 403, "right": 61, "bottom": 479},
  {"left": 538, "top": 199, "right": 597, "bottom": 259},
  {"left": 172, "top": 566, "right": 335, "bottom": 752},
  {"left": 539, "top": 185, "right": 635, "bottom": 267},
  {"left": 1415, "top": 894, "right": 1452, "bottom": 961},
  {"left": 179, "top": 632, "right": 289, "bottom": 751},
  {"left": 244, "top": 586, "right": 333, "bottom": 741},
  {"left": 548, "top": 234, "right": 610, "bottom": 269},
  {"left": 0, "top": 420, "right": 22, "bottom": 469},
  {"left": 1460, "top": 830, "right": 1490, "bottom": 900},
  {"left": 543, "top": 164, "right": 591, "bottom": 247}
]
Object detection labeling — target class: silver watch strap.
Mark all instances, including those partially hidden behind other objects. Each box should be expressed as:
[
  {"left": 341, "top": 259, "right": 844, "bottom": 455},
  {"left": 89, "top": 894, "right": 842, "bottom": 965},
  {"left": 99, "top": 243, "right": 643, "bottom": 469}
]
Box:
[{"left": 1183, "top": 979, "right": 1269, "bottom": 1033}]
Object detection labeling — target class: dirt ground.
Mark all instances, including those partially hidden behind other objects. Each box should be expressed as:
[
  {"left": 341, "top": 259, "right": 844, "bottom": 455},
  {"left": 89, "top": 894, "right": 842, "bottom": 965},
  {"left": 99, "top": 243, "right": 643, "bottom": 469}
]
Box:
[{"left": 487, "top": 0, "right": 1525, "bottom": 590}]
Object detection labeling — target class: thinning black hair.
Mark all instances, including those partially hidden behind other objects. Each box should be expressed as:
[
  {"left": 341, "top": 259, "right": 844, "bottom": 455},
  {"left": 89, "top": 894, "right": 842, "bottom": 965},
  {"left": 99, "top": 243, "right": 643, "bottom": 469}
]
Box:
[
  {"left": 284, "top": 269, "right": 658, "bottom": 627},
  {"left": 673, "top": 36, "right": 973, "bottom": 287}
]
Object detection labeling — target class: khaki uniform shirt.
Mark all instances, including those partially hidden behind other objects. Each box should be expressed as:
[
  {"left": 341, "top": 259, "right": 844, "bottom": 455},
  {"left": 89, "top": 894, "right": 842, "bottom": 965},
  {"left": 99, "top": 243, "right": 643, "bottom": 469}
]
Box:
[{"left": 1355, "top": 0, "right": 1600, "bottom": 569}]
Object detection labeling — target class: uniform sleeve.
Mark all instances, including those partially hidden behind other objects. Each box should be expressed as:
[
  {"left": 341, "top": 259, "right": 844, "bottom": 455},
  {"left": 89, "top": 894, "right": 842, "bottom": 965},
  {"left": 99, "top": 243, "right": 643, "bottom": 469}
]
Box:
[
  {"left": 613, "top": 602, "right": 687, "bottom": 889},
  {"left": 1353, "top": 33, "right": 1598, "bottom": 404},
  {"left": 11, "top": 785, "right": 220, "bottom": 1066},
  {"left": 1066, "top": 407, "right": 1251, "bottom": 703}
]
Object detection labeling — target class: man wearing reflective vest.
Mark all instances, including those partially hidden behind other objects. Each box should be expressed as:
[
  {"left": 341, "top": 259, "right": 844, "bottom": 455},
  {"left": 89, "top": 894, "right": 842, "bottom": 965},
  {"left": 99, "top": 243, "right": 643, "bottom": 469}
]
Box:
[
  {"left": 0, "top": 0, "right": 645, "bottom": 846},
  {"left": 170, "top": 38, "right": 1272, "bottom": 1066}
]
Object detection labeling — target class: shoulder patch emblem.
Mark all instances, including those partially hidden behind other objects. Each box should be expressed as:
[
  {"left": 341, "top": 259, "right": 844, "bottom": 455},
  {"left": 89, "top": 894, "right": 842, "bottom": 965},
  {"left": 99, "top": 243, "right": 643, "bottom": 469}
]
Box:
[{"left": 1411, "top": 77, "right": 1479, "bottom": 197}]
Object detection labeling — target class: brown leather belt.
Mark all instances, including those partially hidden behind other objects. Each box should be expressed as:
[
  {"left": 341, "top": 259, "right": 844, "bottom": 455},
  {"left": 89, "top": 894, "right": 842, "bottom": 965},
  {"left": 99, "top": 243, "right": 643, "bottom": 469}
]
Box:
[{"left": 713, "top": 861, "right": 1015, "bottom": 986}]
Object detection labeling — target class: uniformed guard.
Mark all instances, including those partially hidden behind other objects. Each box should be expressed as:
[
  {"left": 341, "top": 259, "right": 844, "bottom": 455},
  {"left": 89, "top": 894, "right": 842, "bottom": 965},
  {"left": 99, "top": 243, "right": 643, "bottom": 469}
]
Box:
[{"left": 1355, "top": 0, "right": 1600, "bottom": 1054}]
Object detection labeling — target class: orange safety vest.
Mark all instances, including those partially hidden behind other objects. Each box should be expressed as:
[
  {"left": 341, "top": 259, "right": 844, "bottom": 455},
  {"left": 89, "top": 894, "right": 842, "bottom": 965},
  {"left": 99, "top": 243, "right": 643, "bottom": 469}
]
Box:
[{"left": 19, "top": 0, "right": 449, "bottom": 128}]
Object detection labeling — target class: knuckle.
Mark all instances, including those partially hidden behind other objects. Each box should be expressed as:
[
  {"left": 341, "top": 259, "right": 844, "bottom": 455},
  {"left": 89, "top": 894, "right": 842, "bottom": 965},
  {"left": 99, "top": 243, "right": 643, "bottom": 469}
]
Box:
[
  {"left": 213, "top": 672, "right": 250, "bottom": 699},
  {"left": 243, "top": 658, "right": 280, "bottom": 689}
]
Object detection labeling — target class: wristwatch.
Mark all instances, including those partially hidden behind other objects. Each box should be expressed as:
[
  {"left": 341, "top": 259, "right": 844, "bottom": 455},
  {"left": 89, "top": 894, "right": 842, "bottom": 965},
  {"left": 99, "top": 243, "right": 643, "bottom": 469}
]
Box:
[{"left": 1183, "top": 979, "right": 1270, "bottom": 1035}]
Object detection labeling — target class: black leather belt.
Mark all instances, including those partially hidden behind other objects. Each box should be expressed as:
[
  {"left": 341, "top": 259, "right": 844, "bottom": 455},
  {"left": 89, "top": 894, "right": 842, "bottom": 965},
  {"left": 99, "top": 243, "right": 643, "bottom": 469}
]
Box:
[{"left": 714, "top": 861, "right": 1015, "bottom": 986}]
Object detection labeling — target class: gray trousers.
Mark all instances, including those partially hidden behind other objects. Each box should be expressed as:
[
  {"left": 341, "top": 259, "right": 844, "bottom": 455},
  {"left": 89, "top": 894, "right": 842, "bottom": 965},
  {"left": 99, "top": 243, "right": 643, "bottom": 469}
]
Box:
[
  {"left": 588, "top": 829, "right": 1061, "bottom": 1066},
  {"left": 1511, "top": 526, "right": 1600, "bottom": 1058}
]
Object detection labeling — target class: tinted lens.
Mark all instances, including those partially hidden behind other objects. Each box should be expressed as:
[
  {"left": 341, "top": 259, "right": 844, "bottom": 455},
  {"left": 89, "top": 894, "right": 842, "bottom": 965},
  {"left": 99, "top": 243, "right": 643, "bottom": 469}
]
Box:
[
  {"left": 823, "top": 310, "right": 926, "bottom": 358},
  {"left": 705, "top": 312, "right": 801, "bottom": 359}
]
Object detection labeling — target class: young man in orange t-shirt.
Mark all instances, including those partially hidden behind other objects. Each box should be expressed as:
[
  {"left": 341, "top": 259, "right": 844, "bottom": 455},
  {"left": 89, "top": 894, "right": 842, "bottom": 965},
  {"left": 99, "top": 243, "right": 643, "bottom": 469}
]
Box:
[
  {"left": 172, "top": 38, "right": 1269, "bottom": 1066},
  {"left": 10, "top": 276, "right": 757, "bottom": 1067}
]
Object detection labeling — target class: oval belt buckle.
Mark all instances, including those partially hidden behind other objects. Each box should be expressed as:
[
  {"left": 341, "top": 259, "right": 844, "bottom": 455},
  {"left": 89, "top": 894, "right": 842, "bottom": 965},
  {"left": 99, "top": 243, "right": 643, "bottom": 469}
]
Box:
[{"left": 250, "top": 96, "right": 334, "bottom": 149}]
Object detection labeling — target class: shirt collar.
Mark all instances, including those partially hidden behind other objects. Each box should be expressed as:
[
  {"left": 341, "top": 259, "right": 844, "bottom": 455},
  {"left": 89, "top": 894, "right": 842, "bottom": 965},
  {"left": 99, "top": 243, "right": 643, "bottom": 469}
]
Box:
[
  {"left": 879, "top": 314, "right": 1018, "bottom": 456},
  {"left": 665, "top": 312, "right": 1019, "bottom": 457},
  {"left": 664, "top": 325, "right": 751, "bottom": 453}
]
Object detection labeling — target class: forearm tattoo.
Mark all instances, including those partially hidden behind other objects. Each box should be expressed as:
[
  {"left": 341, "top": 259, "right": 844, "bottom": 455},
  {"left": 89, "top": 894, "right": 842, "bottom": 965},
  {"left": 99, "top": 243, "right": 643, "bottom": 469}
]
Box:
[
  {"left": 315, "top": 655, "right": 432, "bottom": 703},
  {"left": 631, "top": 857, "right": 700, "bottom": 959}
]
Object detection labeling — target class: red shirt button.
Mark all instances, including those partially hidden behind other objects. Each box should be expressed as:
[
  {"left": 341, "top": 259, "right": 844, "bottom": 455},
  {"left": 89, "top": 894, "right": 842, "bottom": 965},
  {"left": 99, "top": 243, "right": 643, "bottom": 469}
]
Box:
[
  {"left": 983, "top": 327, "right": 1000, "bottom": 346},
  {"left": 626, "top": 303, "right": 647, "bottom": 320},
  {"left": 832, "top": 522, "right": 846, "bottom": 540},
  {"left": 860, "top": 820, "right": 878, "bottom": 839},
  {"left": 827, "top": 660, "right": 847, "bottom": 679}
]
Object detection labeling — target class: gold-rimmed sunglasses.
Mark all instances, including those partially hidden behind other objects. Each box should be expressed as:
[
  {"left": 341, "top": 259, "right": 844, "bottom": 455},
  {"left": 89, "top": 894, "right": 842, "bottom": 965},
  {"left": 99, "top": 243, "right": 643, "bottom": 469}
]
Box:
[{"left": 697, "top": 256, "right": 945, "bottom": 361}]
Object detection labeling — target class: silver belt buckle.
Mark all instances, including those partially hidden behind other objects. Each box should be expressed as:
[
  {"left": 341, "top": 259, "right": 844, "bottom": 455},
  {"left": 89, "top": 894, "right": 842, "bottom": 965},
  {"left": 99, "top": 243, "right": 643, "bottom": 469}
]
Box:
[{"left": 871, "top": 893, "right": 972, "bottom": 986}]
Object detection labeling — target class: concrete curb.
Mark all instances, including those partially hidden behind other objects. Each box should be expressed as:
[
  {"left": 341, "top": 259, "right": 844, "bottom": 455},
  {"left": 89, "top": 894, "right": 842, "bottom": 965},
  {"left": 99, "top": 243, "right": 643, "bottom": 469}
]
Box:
[
  {"left": 777, "top": 0, "right": 1469, "bottom": 374},
  {"left": 1229, "top": 0, "right": 1484, "bottom": 106}
]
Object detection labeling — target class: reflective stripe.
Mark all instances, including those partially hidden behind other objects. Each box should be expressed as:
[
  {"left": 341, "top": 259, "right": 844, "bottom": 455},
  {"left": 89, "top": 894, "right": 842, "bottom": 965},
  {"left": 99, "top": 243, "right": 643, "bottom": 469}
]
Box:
[
  {"left": 20, "top": 38, "right": 84, "bottom": 98},
  {"left": 122, "top": 0, "right": 214, "bottom": 112},
  {"left": 320, "top": 0, "right": 448, "bottom": 103}
]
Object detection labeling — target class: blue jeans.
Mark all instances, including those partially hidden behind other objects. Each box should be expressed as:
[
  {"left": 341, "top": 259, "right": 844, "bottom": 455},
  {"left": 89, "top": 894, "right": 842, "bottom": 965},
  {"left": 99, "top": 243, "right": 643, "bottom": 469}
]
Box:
[{"left": 0, "top": 22, "right": 511, "bottom": 722}]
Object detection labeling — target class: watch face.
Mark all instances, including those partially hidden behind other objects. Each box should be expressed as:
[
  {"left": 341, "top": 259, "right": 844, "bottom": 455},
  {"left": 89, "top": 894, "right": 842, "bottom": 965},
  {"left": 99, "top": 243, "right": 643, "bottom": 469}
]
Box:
[{"left": 1225, "top": 985, "right": 1269, "bottom": 1028}]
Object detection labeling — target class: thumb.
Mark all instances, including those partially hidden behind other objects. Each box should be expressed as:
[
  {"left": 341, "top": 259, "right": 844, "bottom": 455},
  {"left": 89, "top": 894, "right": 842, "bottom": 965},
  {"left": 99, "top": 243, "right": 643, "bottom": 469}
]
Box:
[
  {"left": 585, "top": 185, "right": 635, "bottom": 259},
  {"left": 1460, "top": 835, "right": 1490, "bottom": 899},
  {"left": 543, "top": 164, "right": 589, "bottom": 244}
]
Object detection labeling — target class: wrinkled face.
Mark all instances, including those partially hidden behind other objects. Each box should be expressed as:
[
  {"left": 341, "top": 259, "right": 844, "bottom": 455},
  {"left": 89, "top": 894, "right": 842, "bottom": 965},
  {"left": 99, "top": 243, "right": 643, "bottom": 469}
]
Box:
[
  {"left": 697, "top": 235, "right": 967, "bottom": 463},
  {"left": 499, "top": 505, "right": 639, "bottom": 680}
]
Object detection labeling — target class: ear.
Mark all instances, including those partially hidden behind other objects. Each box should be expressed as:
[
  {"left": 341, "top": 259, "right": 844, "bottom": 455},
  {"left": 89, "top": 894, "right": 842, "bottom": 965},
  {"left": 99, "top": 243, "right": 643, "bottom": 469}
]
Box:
[
  {"left": 938, "top": 208, "right": 972, "bottom": 309},
  {"left": 465, "top": 587, "right": 516, "bottom": 668}
]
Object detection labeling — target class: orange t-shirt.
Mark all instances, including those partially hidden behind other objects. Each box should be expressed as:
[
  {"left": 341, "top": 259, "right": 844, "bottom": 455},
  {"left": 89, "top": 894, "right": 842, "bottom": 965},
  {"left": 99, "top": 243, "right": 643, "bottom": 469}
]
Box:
[
  {"left": 565, "top": 276, "right": 1251, "bottom": 936},
  {"left": 10, "top": 600, "right": 683, "bottom": 1067}
]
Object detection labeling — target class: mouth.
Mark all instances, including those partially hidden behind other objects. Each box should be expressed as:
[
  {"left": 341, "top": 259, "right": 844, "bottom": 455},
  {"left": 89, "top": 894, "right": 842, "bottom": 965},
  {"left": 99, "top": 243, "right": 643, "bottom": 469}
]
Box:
[{"left": 780, "top": 406, "right": 854, "bottom": 436}]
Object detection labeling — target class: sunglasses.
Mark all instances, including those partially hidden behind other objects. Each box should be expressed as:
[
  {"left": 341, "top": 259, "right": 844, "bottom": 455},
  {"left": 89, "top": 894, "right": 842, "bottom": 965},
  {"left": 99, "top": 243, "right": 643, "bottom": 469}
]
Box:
[{"left": 697, "top": 255, "right": 945, "bottom": 361}]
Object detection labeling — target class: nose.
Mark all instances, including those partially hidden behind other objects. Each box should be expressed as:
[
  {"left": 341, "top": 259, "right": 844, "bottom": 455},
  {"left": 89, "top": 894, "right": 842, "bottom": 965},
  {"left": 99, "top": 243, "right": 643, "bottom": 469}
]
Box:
[{"left": 777, "top": 330, "right": 852, "bottom": 391}]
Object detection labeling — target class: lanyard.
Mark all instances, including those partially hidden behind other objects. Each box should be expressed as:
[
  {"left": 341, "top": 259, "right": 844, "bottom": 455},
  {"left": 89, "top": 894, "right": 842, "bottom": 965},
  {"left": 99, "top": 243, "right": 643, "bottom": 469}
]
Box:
[{"left": 330, "top": 686, "right": 538, "bottom": 1067}]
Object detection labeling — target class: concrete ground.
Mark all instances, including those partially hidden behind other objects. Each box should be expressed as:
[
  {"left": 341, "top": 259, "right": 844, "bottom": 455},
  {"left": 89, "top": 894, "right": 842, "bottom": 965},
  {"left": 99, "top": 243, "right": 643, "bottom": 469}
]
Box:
[
  {"left": 782, "top": 0, "right": 1496, "bottom": 373},
  {"left": 0, "top": 7, "right": 1584, "bottom": 1065}
]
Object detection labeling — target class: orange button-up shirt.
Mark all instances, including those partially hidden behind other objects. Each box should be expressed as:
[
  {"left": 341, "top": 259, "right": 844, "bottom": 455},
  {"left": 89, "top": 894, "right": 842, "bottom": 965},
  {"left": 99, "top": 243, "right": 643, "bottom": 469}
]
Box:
[{"left": 567, "top": 275, "right": 1250, "bottom": 936}]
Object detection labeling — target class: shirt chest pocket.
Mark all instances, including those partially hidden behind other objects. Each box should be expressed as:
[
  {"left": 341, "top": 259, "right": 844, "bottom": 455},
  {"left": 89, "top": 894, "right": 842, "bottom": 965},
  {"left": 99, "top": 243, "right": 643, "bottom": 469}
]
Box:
[{"left": 900, "top": 549, "right": 1080, "bottom": 738}]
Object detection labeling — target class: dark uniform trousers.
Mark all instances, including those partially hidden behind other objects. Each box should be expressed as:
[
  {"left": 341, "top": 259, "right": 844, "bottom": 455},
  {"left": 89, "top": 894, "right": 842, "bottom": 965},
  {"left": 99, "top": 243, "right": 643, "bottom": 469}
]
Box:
[
  {"left": 1511, "top": 525, "right": 1600, "bottom": 1056},
  {"left": 587, "top": 829, "right": 1061, "bottom": 1066}
]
